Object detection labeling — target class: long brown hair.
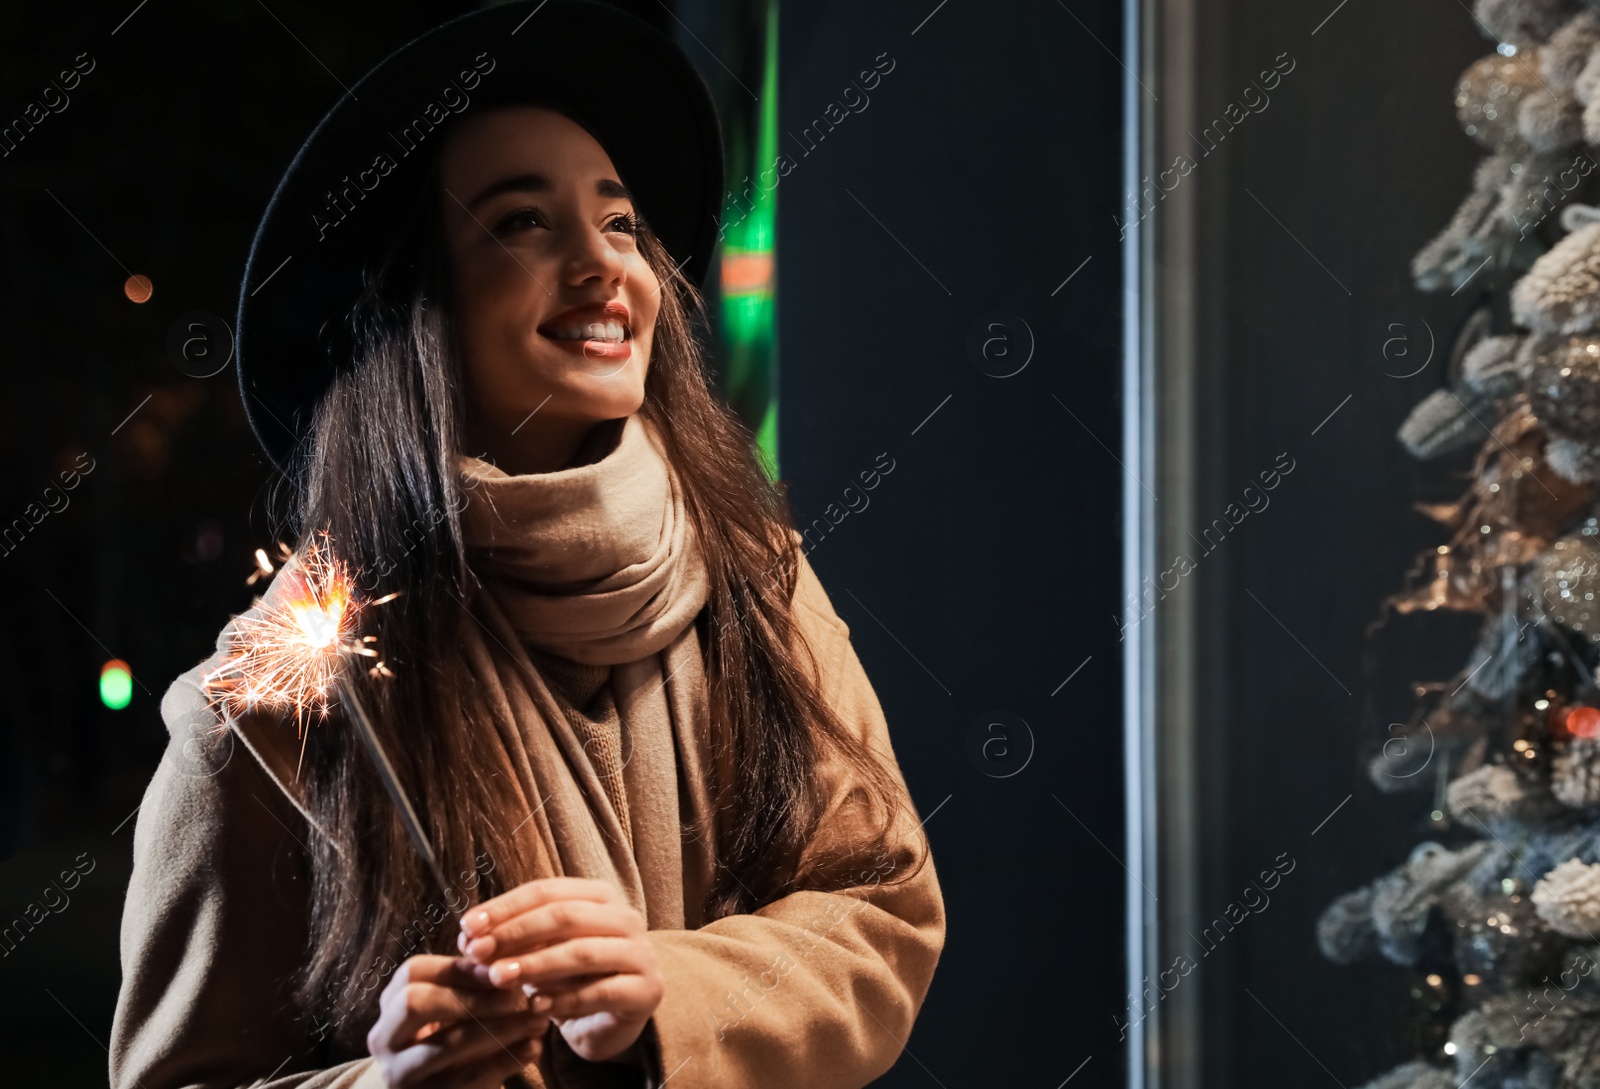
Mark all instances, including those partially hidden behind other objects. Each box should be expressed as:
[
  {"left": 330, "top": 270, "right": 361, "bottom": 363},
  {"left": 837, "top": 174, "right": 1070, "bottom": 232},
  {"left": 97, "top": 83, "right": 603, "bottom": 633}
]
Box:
[{"left": 274, "top": 112, "right": 926, "bottom": 1053}]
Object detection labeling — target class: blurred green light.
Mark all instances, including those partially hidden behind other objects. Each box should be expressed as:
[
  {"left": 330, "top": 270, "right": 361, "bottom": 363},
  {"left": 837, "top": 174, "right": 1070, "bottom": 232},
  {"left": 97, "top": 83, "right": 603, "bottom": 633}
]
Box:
[
  {"left": 100, "top": 660, "right": 132, "bottom": 710},
  {"left": 715, "top": 0, "right": 781, "bottom": 479}
]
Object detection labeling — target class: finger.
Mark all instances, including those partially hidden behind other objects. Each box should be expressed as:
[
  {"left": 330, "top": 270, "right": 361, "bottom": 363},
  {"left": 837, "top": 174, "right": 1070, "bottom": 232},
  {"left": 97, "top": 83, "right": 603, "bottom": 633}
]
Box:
[
  {"left": 417, "top": 1039, "right": 539, "bottom": 1089},
  {"left": 485, "top": 936, "right": 648, "bottom": 987},
  {"left": 451, "top": 955, "right": 508, "bottom": 992},
  {"left": 386, "top": 955, "right": 471, "bottom": 990},
  {"left": 544, "top": 973, "right": 660, "bottom": 1021},
  {"left": 386, "top": 955, "right": 507, "bottom": 996},
  {"left": 460, "top": 878, "right": 622, "bottom": 937},
  {"left": 371, "top": 981, "right": 532, "bottom": 1054},
  {"left": 382, "top": 953, "right": 518, "bottom": 1010},
  {"left": 396, "top": 1011, "right": 547, "bottom": 1085},
  {"left": 462, "top": 899, "right": 642, "bottom": 962},
  {"left": 423, "top": 1037, "right": 541, "bottom": 1089},
  {"left": 372, "top": 980, "right": 527, "bottom": 1054},
  {"left": 513, "top": 974, "right": 597, "bottom": 998}
]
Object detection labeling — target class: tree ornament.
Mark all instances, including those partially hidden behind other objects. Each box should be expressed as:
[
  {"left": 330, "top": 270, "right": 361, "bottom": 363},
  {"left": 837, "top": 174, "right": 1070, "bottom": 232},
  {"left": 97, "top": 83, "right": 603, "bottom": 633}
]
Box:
[
  {"left": 1532, "top": 857, "right": 1600, "bottom": 937},
  {"left": 1532, "top": 534, "right": 1600, "bottom": 638},
  {"left": 1546, "top": 435, "right": 1600, "bottom": 483},
  {"left": 1512, "top": 224, "right": 1600, "bottom": 335},
  {"left": 1442, "top": 887, "right": 1568, "bottom": 994},
  {"left": 1474, "top": 0, "right": 1587, "bottom": 50},
  {"left": 1457, "top": 53, "right": 1543, "bottom": 152},
  {"left": 1399, "top": 336, "right": 1524, "bottom": 460},
  {"left": 1551, "top": 738, "right": 1600, "bottom": 807},
  {"left": 1526, "top": 338, "right": 1600, "bottom": 440},
  {"left": 1519, "top": 83, "right": 1585, "bottom": 152},
  {"left": 1542, "top": 11, "right": 1600, "bottom": 93},
  {"left": 1449, "top": 763, "right": 1529, "bottom": 820}
]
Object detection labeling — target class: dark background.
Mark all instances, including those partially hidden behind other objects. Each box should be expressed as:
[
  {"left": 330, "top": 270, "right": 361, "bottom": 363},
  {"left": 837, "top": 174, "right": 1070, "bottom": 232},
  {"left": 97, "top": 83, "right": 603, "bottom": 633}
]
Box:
[
  {"left": 0, "top": 0, "right": 1127, "bottom": 1087},
  {"left": 1180, "top": 2, "right": 1528, "bottom": 1086},
  {"left": 777, "top": 2, "right": 1124, "bottom": 1087}
]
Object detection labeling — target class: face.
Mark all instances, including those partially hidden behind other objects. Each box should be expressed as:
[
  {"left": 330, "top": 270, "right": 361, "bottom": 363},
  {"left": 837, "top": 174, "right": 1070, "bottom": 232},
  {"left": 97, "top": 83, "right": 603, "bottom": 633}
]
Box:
[{"left": 437, "top": 106, "right": 660, "bottom": 461}]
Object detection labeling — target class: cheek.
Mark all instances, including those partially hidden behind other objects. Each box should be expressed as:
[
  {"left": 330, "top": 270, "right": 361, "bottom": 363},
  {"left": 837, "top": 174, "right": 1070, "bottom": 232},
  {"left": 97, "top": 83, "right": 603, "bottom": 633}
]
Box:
[
  {"left": 627, "top": 266, "right": 663, "bottom": 347},
  {"left": 457, "top": 238, "right": 550, "bottom": 304},
  {"left": 449, "top": 267, "right": 550, "bottom": 412},
  {"left": 455, "top": 257, "right": 544, "bottom": 350},
  {"left": 632, "top": 314, "right": 660, "bottom": 377}
]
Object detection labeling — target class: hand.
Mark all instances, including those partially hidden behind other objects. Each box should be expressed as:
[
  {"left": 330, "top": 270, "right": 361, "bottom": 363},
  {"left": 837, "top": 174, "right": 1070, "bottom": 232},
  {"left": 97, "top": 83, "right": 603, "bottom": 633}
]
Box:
[
  {"left": 458, "top": 877, "right": 663, "bottom": 1064},
  {"left": 367, "top": 954, "right": 550, "bottom": 1088}
]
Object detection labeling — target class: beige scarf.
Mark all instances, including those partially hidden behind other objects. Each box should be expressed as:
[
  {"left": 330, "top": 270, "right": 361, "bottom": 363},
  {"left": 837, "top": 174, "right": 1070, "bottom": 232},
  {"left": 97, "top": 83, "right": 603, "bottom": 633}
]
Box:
[{"left": 454, "top": 412, "right": 717, "bottom": 930}]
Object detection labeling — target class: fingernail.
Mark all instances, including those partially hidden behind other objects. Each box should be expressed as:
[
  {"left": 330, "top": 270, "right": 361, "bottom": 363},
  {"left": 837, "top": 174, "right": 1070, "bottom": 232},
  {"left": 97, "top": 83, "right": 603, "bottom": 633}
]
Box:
[
  {"left": 467, "top": 935, "right": 495, "bottom": 959},
  {"left": 531, "top": 993, "right": 553, "bottom": 1012},
  {"left": 462, "top": 909, "right": 490, "bottom": 935},
  {"left": 490, "top": 960, "right": 521, "bottom": 984}
]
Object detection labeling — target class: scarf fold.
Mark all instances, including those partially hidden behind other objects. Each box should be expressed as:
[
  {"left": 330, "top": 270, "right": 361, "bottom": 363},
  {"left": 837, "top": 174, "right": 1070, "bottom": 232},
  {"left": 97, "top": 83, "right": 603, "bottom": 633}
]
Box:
[
  {"left": 459, "top": 414, "right": 711, "bottom": 666},
  {"left": 454, "top": 413, "right": 717, "bottom": 929}
]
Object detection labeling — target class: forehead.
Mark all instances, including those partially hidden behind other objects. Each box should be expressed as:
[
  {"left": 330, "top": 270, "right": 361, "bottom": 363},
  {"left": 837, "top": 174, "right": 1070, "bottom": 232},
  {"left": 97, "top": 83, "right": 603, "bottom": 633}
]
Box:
[{"left": 439, "top": 105, "right": 620, "bottom": 184}]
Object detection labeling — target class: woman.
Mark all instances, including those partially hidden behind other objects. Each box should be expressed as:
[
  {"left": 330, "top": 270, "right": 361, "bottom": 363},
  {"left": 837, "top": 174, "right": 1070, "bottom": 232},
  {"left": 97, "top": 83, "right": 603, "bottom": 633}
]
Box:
[{"left": 108, "top": 3, "right": 944, "bottom": 1089}]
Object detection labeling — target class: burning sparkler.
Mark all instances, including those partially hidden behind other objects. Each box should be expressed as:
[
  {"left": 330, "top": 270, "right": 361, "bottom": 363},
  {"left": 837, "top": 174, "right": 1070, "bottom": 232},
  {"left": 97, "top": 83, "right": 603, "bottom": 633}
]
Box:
[
  {"left": 207, "top": 538, "right": 389, "bottom": 735},
  {"left": 206, "top": 535, "right": 546, "bottom": 1084},
  {"left": 202, "top": 532, "right": 455, "bottom": 914}
]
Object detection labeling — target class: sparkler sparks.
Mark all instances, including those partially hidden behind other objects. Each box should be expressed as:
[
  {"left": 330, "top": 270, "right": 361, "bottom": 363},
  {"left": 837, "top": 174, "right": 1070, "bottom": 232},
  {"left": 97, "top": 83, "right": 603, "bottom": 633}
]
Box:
[
  {"left": 204, "top": 535, "right": 394, "bottom": 734},
  {"left": 202, "top": 533, "right": 396, "bottom": 778}
]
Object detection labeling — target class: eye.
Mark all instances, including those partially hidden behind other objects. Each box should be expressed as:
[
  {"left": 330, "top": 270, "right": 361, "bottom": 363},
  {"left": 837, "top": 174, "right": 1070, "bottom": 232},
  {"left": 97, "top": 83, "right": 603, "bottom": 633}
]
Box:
[
  {"left": 606, "top": 211, "right": 640, "bottom": 236},
  {"left": 495, "top": 207, "right": 546, "bottom": 234}
]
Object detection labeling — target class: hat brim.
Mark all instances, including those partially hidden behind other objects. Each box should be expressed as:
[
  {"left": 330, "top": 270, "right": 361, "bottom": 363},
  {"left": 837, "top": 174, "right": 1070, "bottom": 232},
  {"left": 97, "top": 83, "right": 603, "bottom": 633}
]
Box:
[{"left": 234, "top": 0, "right": 724, "bottom": 472}]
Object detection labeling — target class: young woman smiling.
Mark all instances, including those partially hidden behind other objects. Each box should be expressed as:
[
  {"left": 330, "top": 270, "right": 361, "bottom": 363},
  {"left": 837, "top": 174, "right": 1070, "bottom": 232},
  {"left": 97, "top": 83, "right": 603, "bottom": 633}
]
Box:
[{"left": 109, "top": 4, "right": 945, "bottom": 1089}]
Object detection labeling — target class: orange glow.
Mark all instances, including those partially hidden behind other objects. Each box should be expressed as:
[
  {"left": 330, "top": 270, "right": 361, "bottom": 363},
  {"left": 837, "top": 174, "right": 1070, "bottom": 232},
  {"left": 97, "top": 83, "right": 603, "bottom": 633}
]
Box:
[
  {"left": 1568, "top": 706, "right": 1600, "bottom": 739},
  {"left": 720, "top": 251, "right": 774, "bottom": 295},
  {"left": 124, "top": 274, "right": 153, "bottom": 303},
  {"left": 287, "top": 578, "right": 348, "bottom": 652}
]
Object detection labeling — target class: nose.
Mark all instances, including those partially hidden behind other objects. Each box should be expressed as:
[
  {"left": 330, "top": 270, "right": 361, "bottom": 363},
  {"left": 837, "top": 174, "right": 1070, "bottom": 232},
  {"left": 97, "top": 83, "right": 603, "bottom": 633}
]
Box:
[{"left": 559, "top": 221, "right": 627, "bottom": 288}]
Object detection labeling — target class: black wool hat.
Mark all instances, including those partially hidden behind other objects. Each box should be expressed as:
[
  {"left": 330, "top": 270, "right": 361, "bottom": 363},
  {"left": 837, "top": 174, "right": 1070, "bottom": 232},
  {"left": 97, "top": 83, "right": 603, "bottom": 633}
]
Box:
[{"left": 234, "top": 0, "right": 724, "bottom": 472}]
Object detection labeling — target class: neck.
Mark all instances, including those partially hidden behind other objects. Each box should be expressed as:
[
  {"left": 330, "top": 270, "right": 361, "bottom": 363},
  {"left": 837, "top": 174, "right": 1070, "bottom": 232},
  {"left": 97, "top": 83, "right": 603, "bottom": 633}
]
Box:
[{"left": 466, "top": 415, "right": 625, "bottom": 475}]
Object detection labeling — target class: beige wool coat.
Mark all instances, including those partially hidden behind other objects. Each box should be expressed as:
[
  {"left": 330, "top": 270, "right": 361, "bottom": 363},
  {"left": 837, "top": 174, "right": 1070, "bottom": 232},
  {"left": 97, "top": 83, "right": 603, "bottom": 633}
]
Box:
[{"left": 109, "top": 539, "right": 946, "bottom": 1089}]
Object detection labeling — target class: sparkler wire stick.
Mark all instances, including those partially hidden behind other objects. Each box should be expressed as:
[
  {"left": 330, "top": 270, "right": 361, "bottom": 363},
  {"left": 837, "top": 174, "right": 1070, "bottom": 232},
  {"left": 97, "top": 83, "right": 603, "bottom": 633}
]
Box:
[
  {"left": 336, "top": 679, "right": 458, "bottom": 921},
  {"left": 343, "top": 683, "right": 540, "bottom": 1088},
  {"left": 345, "top": 685, "right": 539, "bottom": 1089}
]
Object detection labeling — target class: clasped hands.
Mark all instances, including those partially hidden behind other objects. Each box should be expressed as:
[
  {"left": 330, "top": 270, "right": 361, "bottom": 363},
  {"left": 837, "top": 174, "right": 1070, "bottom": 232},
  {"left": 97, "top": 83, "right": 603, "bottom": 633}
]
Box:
[{"left": 367, "top": 877, "right": 662, "bottom": 1088}]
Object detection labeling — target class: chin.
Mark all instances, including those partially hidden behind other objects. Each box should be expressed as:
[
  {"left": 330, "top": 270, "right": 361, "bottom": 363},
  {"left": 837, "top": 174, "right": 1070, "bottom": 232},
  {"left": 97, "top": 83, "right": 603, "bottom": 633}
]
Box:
[
  {"left": 600, "top": 389, "right": 647, "bottom": 418},
  {"left": 573, "top": 362, "right": 647, "bottom": 411},
  {"left": 564, "top": 382, "right": 645, "bottom": 421}
]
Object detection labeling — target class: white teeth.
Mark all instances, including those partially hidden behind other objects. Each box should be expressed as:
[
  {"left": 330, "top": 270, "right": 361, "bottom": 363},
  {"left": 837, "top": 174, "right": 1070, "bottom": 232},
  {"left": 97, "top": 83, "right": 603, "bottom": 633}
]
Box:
[{"left": 546, "top": 320, "right": 626, "bottom": 342}]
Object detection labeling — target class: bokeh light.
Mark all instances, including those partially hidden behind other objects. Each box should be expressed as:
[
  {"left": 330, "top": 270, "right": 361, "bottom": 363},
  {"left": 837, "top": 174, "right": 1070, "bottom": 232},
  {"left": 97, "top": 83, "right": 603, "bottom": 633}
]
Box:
[
  {"left": 99, "top": 659, "right": 133, "bottom": 710},
  {"left": 124, "top": 274, "right": 153, "bottom": 303}
]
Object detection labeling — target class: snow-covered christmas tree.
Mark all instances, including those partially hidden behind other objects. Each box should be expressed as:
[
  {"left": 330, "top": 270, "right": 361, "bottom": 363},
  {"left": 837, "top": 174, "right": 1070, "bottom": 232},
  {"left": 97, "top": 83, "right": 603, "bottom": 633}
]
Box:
[{"left": 1317, "top": 3, "right": 1600, "bottom": 1087}]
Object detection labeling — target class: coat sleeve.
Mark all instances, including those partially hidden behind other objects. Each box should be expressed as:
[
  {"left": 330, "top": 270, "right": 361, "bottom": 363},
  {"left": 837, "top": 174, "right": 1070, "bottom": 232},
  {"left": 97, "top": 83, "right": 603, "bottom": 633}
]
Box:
[
  {"left": 109, "top": 663, "right": 390, "bottom": 1089},
  {"left": 639, "top": 546, "right": 947, "bottom": 1089}
]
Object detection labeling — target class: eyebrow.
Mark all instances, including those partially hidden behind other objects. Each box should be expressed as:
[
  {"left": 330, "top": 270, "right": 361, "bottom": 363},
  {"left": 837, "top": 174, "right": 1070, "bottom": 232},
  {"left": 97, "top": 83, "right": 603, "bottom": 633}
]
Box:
[{"left": 466, "top": 172, "right": 632, "bottom": 211}]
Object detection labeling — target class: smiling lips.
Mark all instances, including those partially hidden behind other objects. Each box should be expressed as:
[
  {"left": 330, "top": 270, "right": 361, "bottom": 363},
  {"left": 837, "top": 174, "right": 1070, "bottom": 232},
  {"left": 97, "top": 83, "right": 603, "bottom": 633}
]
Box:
[{"left": 537, "top": 302, "right": 632, "bottom": 362}]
